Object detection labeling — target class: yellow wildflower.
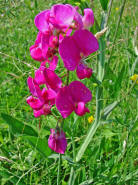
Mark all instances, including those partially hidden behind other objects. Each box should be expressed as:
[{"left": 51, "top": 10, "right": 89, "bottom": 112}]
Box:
[
  {"left": 115, "top": 7, "right": 119, "bottom": 11},
  {"left": 88, "top": 115, "right": 94, "bottom": 123},
  {"left": 130, "top": 74, "right": 138, "bottom": 84}
]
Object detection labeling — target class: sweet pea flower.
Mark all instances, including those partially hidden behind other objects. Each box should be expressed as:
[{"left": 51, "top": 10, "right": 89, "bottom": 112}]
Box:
[
  {"left": 27, "top": 67, "right": 62, "bottom": 117},
  {"left": 76, "top": 62, "right": 93, "bottom": 79},
  {"left": 30, "top": 31, "right": 51, "bottom": 61},
  {"left": 35, "top": 9, "right": 51, "bottom": 33},
  {"left": 59, "top": 29, "right": 99, "bottom": 79},
  {"left": 34, "top": 67, "right": 62, "bottom": 92},
  {"left": 48, "top": 128, "right": 67, "bottom": 154},
  {"left": 26, "top": 77, "right": 55, "bottom": 117},
  {"left": 56, "top": 81, "right": 92, "bottom": 118},
  {"left": 34, "top": 4, "right": 83, "bottom": 34},
  {"left": 82, "top": 8, "right": 94, "bottom": 29},
  {"left": 49, "top": 4, "right": 75, "bottom": 29}
]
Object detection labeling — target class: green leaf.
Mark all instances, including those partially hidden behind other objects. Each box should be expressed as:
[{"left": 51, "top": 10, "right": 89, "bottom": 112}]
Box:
[
  {"left": 102, "top": 101, "right": 119, "bottom": 119},
  {"left": 114, "top": 65, "right": 126, "bottom": 97},
  {"left": 97, "top": 37, "right": 105, "bottom": 82},
  {"left": 0, "top": 168, "right": 24, "bottom": 185},
  {"left": 22, "top": 136, "right": 51, "bottom": 157},
  {"left": 79, "top": 179, "right": 93, "bottom": 185},
  {"left": 102, "top": 129, "right": 116, "bottom": 138},
  {"left": 1, "top": 113, "right": 38, "bottom": 137},
  {"left": 100, "top": 0, "right": 109, "bottom": 11}
]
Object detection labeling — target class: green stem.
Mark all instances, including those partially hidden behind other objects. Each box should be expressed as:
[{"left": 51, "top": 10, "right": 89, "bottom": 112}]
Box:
[
  {"left": 57, "top": 154, "right": 61, "bottom": 185},
  {"left": 75, "top": 86, "right": 103, "bottom": 162},
  {"left": 68, "top": 167, "right": 75, "bottom": 185},
  {"left": 68, "top": 134, "right": 76, "bottom": 184},
  {"left": 104, "top": 0, "right": 114, "bottom": 28}
]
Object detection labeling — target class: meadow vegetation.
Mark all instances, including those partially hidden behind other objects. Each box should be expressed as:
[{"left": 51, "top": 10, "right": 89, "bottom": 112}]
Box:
[{"left": 0, "top": 0, "right": 137, "bottom": 184}]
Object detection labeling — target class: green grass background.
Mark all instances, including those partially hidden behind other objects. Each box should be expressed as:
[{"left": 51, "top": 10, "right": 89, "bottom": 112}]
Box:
[{"left": 0, "top": 0, "right": 137, "bottom": 184}]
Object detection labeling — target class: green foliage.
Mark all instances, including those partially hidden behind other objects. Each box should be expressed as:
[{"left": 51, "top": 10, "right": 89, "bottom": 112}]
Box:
[
  {"left": 1, "top": 113, "right": 38, "bottom": 136},
  {"left": 22, "top": 136, "right": 51, "bottom": 157},
  {"left": 99, "top": 0, "right": 109, "bottom": 11},
  {"left": 0, "top": 0, "right": 137, "bottom": 184}
]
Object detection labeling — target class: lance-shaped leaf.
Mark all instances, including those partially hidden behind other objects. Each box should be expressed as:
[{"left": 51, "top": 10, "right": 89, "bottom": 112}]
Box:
[
  {"left": 22, "top": 136, "right": 51, "bottom": 157},
  {"left": 1, "top": 113, "right": 38, "bottom": 137}
]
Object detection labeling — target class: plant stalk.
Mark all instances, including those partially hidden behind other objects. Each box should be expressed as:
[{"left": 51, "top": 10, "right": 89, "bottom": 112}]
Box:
[{"left": 57, "top": 154, "right": 61, "bottom": 185}]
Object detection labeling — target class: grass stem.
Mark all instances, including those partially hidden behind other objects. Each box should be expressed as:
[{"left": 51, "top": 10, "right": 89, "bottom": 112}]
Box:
[{"left": 57, "top": 154, "right": 61, "bottom": 185}]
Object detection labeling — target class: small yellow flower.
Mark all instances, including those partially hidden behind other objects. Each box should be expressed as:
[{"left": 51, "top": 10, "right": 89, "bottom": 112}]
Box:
[
  {"left": 115, "top": 7, "right": 119, "bottom": 11},
  {"left": 130, "top": 74, "right": 138, "bottom": 84},
  {"left": 88, "top": 115, "right": 94, "bottom": 123}
]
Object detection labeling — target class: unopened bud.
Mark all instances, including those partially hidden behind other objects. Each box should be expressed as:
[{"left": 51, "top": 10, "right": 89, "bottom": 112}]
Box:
[{"left": 95, "top": 27, "right": 108, "bottom": 39}]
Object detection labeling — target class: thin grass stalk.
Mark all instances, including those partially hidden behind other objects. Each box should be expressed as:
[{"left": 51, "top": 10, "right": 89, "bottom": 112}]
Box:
[
  {"left": 57, "top": 154, "right": 61, "bottom": 185},
  {"left": 104, "top": 0, "right": 114, "bottom": 28},
  {"left": 68, "top": 167, "right": 76, "bottom": 185},
  {"left": 68, "top": 135, "right": 76, "bottom": 184},
  {"left": 108, "top": 0, "right": 127, "bottom": 63}
]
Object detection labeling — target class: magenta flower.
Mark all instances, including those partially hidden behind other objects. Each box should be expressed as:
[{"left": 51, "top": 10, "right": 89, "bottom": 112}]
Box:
[
  {"left": 56, "top": 81, "right": 92, "bottom": 118},
  {"left": 30, "top": 31, "right": 50, "bottom": 61},
  {"left": 76, "top": 62, "right": 93, "bottom": 79},
  {"left": 48, "top": 129, "right": 67, "bottom": 154},
  {"left": 49, "top": 4, "right": 75, "bottom": 29},
  {"left": 35, "top": 9, "right": 51, "bottom": 33},
  {"left": 59, "top": 29, "right": 99, "bottom": 79},
  {"left": 82, "top": 8, "right": 94, "bottom": 29},
  {"left": 26, "top": 77, "right": 55, "bottom": 117},
  {"left": 34, "top": 67, "right": 62, "bottom": 92},
  {"left": 27, "top": 67, "right": 62, "bottom": 117},
  {"left": 34, "top": 4, "right": 83, "bottom": 34}
]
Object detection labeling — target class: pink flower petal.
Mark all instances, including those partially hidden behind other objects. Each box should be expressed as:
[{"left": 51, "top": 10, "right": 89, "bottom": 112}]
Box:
[
  {"left": 74, "top": 10, "right": 83, "bottom": 29},
  {"left": 49, "top": 56, "right": 58, "bottom": 71},
  {"left": 76, "top": 62, "right": 92, "bottom": 79},
  {"left": 48, "top": 129, "right": 67, "bottom": 154},
  {"left": 34, "top": 10, "right": 50, "bottom": 33},
  {"left": 68, "top": 81, "right": 92, "bottom": 103},
  {"left": 34, "top": 66, "right": 46, "bottom": 85},
  {"left": 35, "top": 32, "right": 42, "bottom": 44},
  {"left": 56, "top": 86, "right": 74, "bottom": 118},
  {"left": 59, "top": 36, "right": 81, "bottom": 70},
  {"left": 34, "top": 104, "right": 51, "bottom": 117},
  {"left": 41, "top": 33, "right": 50, "bottom": 58},
  {"left": 30, "top": 44, "right": 44, "bottom": 61},
  {"left": 42, "top": 88, "right": 57, "bottom": 101},
  {"left": 73, "top": 29, "right": 99, "bottom": 56},
  {"left": 50, "top": 4, "right": 75, "bottom": 29},
  {"left": 82, "top": 8, "right": 94, "bottom": 29},
  {"left": 49, "top": 35, "right": 58, "bottom": 48},
  {"left": 27, "top": 77, "right": 42, "bottom": 100},
  {"left": 26, "top": 96, "right": 43, "bottom": 110},
  {"left": 59, "top": 29, "right": 72, "bottom": 43},
  {"left": 44, "top": 68, "right": 62, "bottom": 92},
  {"left": 74, "top": 101, "right": 90, "bottom": 116}
]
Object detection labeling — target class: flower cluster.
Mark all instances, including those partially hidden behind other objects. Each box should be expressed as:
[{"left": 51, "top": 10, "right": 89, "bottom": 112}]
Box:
[{"left": 27, "top": 4, "right": 99, "bottom": 154}]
